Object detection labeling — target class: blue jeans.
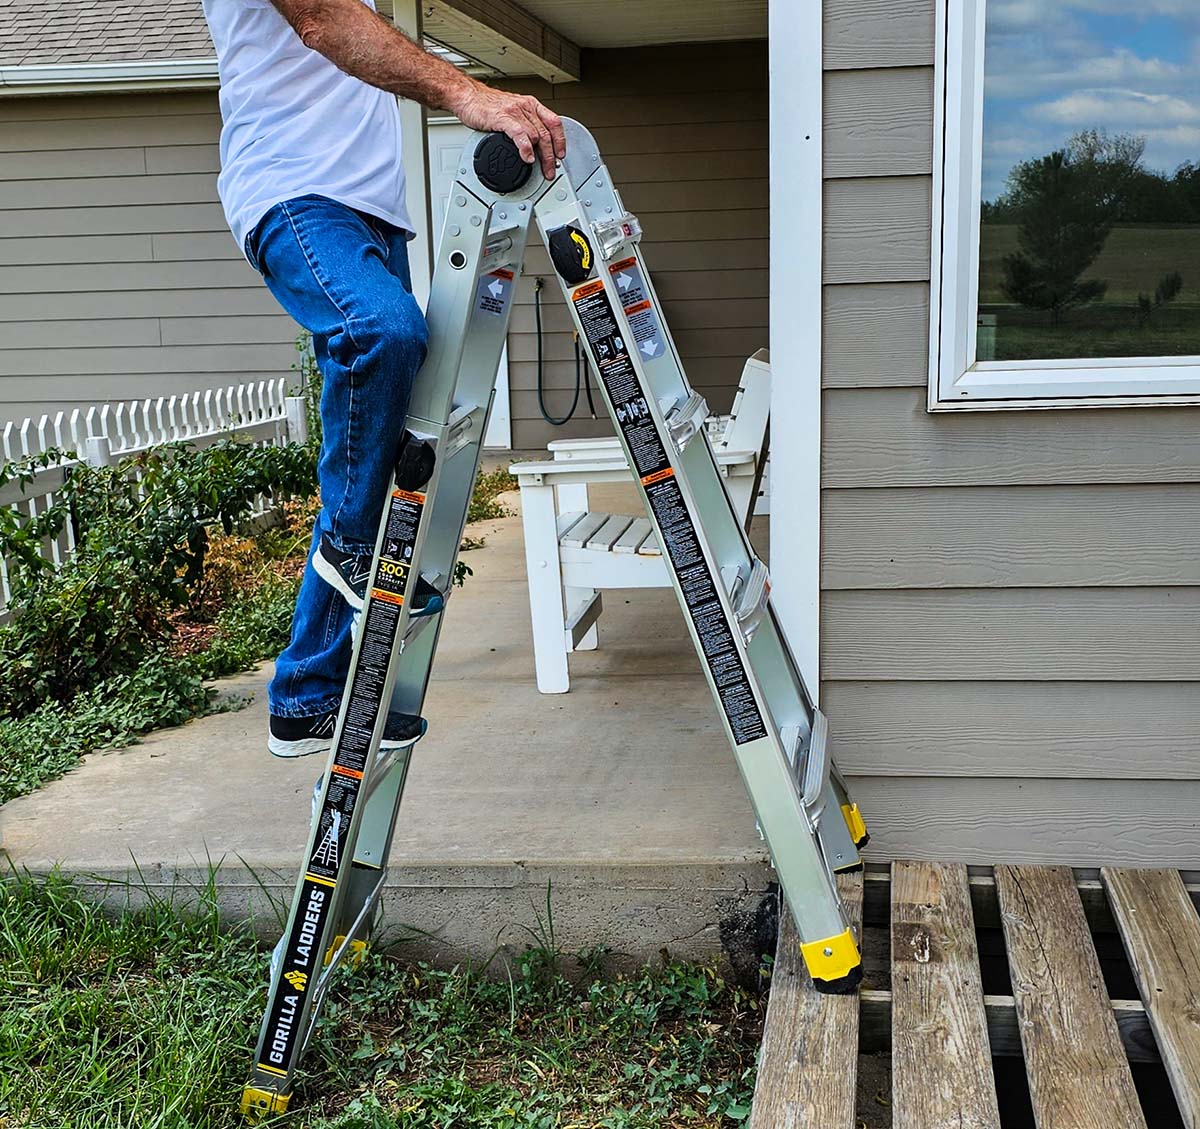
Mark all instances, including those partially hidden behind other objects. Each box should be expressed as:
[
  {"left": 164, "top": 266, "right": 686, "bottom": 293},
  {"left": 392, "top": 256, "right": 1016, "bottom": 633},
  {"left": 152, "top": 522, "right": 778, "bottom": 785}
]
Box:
[{"left": 245, "top": 195, "right": 429, "bottom": 717}]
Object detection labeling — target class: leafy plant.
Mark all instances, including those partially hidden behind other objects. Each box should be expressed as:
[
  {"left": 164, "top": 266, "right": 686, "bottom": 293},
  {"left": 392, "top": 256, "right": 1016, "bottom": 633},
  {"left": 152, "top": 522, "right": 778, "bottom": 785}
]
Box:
[{"left": 1136, "top": 270, "right": 1184, "bottom": 328}]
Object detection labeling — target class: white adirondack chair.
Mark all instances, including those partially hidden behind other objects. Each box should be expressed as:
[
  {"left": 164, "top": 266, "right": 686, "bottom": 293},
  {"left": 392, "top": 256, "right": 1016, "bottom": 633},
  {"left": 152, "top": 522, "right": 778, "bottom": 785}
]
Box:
[{"left": 511, "top": 349, "right": 770, "bottom": 693}]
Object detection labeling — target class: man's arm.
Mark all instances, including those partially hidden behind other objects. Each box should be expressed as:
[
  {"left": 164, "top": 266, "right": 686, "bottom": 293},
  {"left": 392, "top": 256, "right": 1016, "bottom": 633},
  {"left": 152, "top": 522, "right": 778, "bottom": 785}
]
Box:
[{"left": 269, "top": 0, "right": 565, "bottom": 178}]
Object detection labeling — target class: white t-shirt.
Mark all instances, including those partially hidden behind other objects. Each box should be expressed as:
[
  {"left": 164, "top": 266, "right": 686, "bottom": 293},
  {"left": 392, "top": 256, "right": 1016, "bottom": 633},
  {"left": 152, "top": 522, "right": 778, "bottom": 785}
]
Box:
[{"left": 202, "top": 0, "right": 414, "bottom": 254}]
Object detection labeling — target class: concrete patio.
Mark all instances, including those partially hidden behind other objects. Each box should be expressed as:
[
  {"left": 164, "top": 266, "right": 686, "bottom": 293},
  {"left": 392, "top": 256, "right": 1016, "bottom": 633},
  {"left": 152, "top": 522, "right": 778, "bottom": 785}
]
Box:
[{"left": 0, "top": 478, "right": 783, "bottom": 972}]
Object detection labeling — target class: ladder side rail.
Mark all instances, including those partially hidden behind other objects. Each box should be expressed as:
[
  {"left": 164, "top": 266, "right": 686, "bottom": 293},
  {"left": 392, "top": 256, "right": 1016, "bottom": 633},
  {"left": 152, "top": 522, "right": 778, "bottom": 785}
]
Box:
[{"left": 533, "top": 125, "right": 860, "bottom": 986}]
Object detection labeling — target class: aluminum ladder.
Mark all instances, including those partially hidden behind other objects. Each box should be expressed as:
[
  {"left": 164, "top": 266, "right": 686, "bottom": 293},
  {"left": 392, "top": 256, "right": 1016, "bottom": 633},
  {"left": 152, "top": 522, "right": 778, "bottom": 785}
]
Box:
[{"left": 242, "top": 121, "right": 868, "bottom": 1119}]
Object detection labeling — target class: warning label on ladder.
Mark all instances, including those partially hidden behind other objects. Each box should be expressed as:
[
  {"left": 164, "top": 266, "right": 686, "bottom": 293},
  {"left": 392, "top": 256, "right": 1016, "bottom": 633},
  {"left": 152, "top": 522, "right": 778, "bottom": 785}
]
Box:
[
  {"left": 609, "top": 257, "right": 664, "bottom": 360},
  {"left": 475, "top": 268, "right": 514, "bottom": 317},
  {"left": 572, "top": 281, "right": 767, "bottom": 745}
]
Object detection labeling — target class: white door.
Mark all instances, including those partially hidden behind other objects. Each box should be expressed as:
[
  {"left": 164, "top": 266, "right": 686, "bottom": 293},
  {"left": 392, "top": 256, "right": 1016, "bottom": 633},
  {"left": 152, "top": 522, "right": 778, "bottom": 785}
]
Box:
[{"left": 427, "top": 120, "right": 512, "bottom": 449}]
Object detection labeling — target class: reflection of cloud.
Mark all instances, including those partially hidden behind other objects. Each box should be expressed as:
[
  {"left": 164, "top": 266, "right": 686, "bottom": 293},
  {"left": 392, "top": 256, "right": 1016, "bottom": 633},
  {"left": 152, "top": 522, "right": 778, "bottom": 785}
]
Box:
[
  {"left": 1035, "top": 90, "right": 1200, "bottom": 126},
  {"left": 980, "top": 5, "right": 1200, "bottom": 197}
]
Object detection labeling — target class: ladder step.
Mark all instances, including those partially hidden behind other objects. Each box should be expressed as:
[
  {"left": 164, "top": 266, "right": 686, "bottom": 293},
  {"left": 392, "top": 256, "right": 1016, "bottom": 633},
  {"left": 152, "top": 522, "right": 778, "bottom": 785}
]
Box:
[{"left": 664, "top": 391, "right": 709, "bottom": 452}]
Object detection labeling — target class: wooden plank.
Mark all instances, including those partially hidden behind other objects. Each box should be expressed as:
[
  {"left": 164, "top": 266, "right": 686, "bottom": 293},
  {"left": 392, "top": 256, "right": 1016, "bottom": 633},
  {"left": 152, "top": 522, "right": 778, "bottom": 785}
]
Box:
[
  {"left": 585, "top": 514, "right": 635, "bottom": 551},
  {"left": 822, "top": 587, "right": 1200, "bottom": 682},
  {"left": 822, "top": 386, "right": 1200, "bottom": 488},
  {"left": 0, "top": 172, "right": 221, "bottom": 211},
  {"left": 0, "top": 233, "right": 153, "bottom": 267},
  {"left": 823, "top": 483, "right": 1200, "bottom": 588},
  {"left": 824, "top": 0, "right": 935, "bottom": 70},
  {"left": 613, "top": 517, "right": 653, "bottom": 555},
  {"left": 822, "top": 281, "right": 929, "bottom": 389},
  {"left": 834, "top": 779, "right": 1200, "bottom": 869},
  {"left": 860, "top": 988, "right": 1160, "bottom": 1064},
  {"left": 863, "top": 866, "right": 1200, "bottom": 937},
  {"left": 0, "top": 146, "right": 147, "bottom": 181},
  {"left": 823, "top": 177, "right": 931, "bottom": 284},
  {"left": 1103, "top": 868, "right": 1200, "bottom": 1127},
  {"left": 995, "top": 865, "right": 1148, "bottom": 1129},
  {"left": 822, "top": 681, "right": 1200, "bottom": 779},
  {"left": 560, "top": 512, "right": 609, "bottom": 549},
  {"left": 0, "top": 91, "right": 216, "bottom": 123},
  {"left": 890, "top": 861, "right": 1001, "bottom": 1128},
  {"left": 824, "top": 67, "right": 934, "bottom": 178},
  {"left": 0, "top": 115, "right": 220, "bottom": 153},
  {"left": 750, "top": 873, "right": 862, "bottom": 1128}
]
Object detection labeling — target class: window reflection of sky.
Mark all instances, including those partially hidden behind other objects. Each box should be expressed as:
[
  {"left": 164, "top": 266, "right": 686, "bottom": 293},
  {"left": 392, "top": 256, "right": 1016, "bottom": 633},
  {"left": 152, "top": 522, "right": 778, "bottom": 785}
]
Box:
[{"left": 982, "top": 0, "right": 1200, "bottom": 200}]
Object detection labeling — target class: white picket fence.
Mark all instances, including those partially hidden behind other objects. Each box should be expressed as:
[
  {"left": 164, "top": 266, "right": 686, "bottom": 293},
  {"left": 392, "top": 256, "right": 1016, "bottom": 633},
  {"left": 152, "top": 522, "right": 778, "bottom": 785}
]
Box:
[{"left": 0, "top": 378, "right": 308, "bottom": 614}]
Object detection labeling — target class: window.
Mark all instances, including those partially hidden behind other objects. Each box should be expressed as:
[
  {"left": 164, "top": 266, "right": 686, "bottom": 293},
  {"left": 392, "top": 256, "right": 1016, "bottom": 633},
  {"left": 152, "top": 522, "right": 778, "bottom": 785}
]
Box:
[{"left": 930, "top": 0, "right": 1200, "bottom": 409}]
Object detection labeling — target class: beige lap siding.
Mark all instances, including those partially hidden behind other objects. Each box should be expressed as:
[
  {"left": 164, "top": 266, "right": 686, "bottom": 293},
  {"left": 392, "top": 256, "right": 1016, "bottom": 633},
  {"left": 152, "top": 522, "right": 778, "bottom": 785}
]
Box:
[
  {"left": 820, "top": 0, "right": 1200, "bottom": 866},
  {"left": 0, "top": 91, "right": 297, "bottom": 426},
  {"left": 494, "top": 40, "right": 769, "bottom": 451}
]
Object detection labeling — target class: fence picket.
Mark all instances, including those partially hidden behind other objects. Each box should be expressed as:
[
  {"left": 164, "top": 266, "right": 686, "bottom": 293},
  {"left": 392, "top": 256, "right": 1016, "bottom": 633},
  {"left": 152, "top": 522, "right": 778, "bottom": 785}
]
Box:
[{"left": 0, "top": 379, "right": 296, "bottom": 620}]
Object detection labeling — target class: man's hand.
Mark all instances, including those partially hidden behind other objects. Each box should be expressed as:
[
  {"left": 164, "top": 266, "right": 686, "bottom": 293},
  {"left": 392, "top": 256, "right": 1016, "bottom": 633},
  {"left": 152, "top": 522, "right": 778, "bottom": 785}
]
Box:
[
  {"left": 448, "top": 86, "right": 565, "bottom": 181},
  {"left": 270, "top": 0, "right": 565, "bottom": 179}
]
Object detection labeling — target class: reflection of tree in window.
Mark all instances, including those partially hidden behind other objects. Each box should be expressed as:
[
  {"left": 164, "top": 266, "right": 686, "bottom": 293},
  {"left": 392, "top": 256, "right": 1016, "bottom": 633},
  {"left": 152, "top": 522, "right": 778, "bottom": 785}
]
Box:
[{"left": 980, "top": 129, "right": 1198, "bottom": 361}]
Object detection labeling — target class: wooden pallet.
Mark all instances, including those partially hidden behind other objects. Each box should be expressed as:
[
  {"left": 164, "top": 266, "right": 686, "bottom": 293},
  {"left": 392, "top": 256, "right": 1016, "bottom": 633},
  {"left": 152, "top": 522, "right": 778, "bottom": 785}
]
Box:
[{"left": 751, "top": 862, "right": 1200, "bottom": 1129}]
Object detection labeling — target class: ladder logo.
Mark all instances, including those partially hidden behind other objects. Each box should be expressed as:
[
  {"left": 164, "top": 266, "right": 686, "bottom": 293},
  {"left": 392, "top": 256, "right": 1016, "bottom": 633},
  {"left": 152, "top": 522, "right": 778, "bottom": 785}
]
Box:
[
  {"left": 310, "top": 810, "right": 343, "bottom": 870},
  {"left": 283, "top": 969, "right": 308, "bottom": 992}
]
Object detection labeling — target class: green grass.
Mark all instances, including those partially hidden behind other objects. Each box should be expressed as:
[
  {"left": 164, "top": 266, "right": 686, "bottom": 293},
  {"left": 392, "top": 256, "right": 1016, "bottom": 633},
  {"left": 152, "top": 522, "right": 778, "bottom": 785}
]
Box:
[
  {"left": 0, "top": 871, "right": 762, "bottom": 1129},
  {"left": 978, "top": 222, "right": 1200, "bottom": 360},
  {"left": 466, "top": 469, "right": 517, "bottom": 525}
]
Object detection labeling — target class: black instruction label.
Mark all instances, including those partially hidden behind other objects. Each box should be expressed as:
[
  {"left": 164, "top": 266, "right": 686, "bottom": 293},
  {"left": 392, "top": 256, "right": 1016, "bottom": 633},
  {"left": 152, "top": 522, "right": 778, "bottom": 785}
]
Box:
[{"left": 571, "top": 280, "right": 767, "bottom": 745}]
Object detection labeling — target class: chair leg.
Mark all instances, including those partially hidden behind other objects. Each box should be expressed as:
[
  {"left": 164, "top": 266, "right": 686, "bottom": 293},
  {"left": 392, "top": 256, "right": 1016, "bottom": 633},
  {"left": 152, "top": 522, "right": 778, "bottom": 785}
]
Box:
[{"left": 519, "top": 483, "right": 570, "bottom": 693}]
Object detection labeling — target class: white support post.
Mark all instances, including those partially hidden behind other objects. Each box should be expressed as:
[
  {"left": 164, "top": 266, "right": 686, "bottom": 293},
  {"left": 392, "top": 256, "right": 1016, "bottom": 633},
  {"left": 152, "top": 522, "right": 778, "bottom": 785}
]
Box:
[
  {"left": 519, "top": 481, "right": 571, "bottom": 693},
  {"left": 285, "top": 396, "right": 309, "bottom": 445},
  {"left": 392, "top": 0, "right": 434, "bottom": 310},
  {"left": 768, "top": 0, "right": 823, "bottom": 698}
]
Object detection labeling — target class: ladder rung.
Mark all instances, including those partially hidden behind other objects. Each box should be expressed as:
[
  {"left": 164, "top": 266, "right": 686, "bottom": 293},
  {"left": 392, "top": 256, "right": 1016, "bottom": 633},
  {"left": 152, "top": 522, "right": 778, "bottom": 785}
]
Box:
[
  {"left": 664, "top": 391, "right": 709, "bottom": 452},
  {"left": 723, "top": 558, "right": 770, "bottom": 643}
]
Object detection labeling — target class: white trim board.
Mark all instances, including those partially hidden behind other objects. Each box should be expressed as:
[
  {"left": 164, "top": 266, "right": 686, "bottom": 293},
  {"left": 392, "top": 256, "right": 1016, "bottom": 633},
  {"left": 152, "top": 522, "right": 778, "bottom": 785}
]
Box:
[
  {"left": 929, "top": 0, "right": 1200, "bottom": 411},
  {"left": 767, "top": 0, "right": 822, "bottom": 696},
  {"left": 0, "top": 58, "right": 219, "bottom": 97}
]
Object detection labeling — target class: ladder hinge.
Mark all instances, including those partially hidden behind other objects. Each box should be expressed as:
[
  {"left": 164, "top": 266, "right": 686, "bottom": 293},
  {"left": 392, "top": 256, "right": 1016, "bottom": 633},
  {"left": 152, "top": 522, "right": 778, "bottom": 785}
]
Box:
[
  {"left": 663, "top": 391, "right": 709, "bottom": 452},
  {"left": 590, "top": 213, "right": 642, "bottom": 260}
]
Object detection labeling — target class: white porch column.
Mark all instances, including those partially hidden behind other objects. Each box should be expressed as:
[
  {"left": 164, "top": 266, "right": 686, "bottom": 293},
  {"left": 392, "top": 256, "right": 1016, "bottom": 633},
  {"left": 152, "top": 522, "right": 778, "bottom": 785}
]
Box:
[
  {"left": 392, "top": 0, "right": 434, "bottom": 308},
  {"left": 768, "top": 1, "right": 823, "bottom": 697}
]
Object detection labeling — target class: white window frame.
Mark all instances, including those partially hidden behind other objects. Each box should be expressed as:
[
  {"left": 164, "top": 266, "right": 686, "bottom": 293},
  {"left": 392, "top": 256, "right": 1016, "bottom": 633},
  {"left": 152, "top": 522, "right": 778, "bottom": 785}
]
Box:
[{"left": 929, "top": 0, "right": 1200, "bottom": 411}]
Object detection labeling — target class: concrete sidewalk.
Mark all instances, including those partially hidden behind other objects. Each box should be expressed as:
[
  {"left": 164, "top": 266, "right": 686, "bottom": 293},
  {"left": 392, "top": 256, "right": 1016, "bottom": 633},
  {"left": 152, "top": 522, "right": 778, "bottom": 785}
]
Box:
[{"left": 0, "top": 481, "right": 772, "bottom": 971}]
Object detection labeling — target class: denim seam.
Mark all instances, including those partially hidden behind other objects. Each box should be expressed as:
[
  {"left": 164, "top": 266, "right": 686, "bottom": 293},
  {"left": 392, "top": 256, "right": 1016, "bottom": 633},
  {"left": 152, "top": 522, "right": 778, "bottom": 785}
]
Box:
[{"left": 279, "top": 199, "right": 370, "bottom": 550}]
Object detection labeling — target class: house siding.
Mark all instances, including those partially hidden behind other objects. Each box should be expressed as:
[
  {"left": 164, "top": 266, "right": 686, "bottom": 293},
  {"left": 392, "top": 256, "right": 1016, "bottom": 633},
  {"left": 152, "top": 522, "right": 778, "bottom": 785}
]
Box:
[
  {"left": 0, "top": 91, "right": 297, "bottom": 426},
  {"left": 498, "top": 41, "right": 769, "bottom": 450},
  {"left": 820, "top": 0, "right": 1200, "bottom": 866}
]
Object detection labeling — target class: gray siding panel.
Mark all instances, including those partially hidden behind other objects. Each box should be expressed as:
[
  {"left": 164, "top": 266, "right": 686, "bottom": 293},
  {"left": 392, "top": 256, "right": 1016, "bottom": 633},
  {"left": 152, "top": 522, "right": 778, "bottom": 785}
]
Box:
[
  {"left": 822, "top": 588, "right": 1200, "bottom": 682},
  {"left": 824, "top": 0, "right": 935, "bottom": 71},
  {"left": 823, "top": 282, "right": 929, "bottom": 388},
  {"left": 824, "top": 682, "right": 1200, "bottom": 780},
  {"left": 502, "top": 42, "right": 768, "bottom": 449},
  {"left": 823, "top": 387, "right": 1200, "bottom": 488},
  {"left": 823, "top": 177, "right": 931, "bottom": 284},
  {"left": 845, "top": 777, "right": 1200, "bottom": 869},
  {"left": 0, "top": 91, "right": 295, "bottom": 427},
  {"left": 823, "top": 484, "right": 1200, "bottom": 588},
  {"left": 824, "top": 67, "right": 934, "bottom": 178}
]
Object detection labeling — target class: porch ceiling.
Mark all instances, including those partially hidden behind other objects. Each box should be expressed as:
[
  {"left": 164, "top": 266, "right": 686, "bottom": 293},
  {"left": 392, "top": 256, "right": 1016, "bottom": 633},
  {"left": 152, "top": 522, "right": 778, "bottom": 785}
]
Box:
[{"left": 513, "top": 0, "right": 766, "bottom": 48}]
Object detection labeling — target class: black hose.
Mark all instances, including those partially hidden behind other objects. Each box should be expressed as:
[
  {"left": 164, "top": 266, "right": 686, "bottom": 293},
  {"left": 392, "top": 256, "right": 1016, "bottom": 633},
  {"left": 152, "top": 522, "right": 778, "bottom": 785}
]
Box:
[
  {"left": 577, "top": 332, "right": 598, "bottom": 418},
  {"left": 535, "top": 277, "right": 581, "bottom": 426}
]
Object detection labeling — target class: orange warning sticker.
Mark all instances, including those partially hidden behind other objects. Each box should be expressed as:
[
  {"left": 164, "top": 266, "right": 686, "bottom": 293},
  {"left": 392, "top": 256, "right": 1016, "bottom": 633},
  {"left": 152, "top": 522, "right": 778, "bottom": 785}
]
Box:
[
  {"left": 331, "top": 764, "right": 363, "bottom": 781},
  {"left": 572, "top": 279, "right": 605, "bottom": 301},
  {"left": 392, "top": 489, "right": 425, "bottom": 503},
  {"left": 640, "top": 467, "right": 675, "bottom": 486},
  {"left": 370, "top": 588, "right": 404, "bottom": 606}
]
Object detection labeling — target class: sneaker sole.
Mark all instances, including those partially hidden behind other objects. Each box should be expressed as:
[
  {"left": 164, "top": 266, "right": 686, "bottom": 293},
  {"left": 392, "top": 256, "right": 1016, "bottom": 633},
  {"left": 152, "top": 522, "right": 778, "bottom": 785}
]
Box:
[
  {"left": 269, "top": 726, "right": 426, "bottom": 759},
  {"left": 313, "top": 550, "right": 366, "bottom": 611}
]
